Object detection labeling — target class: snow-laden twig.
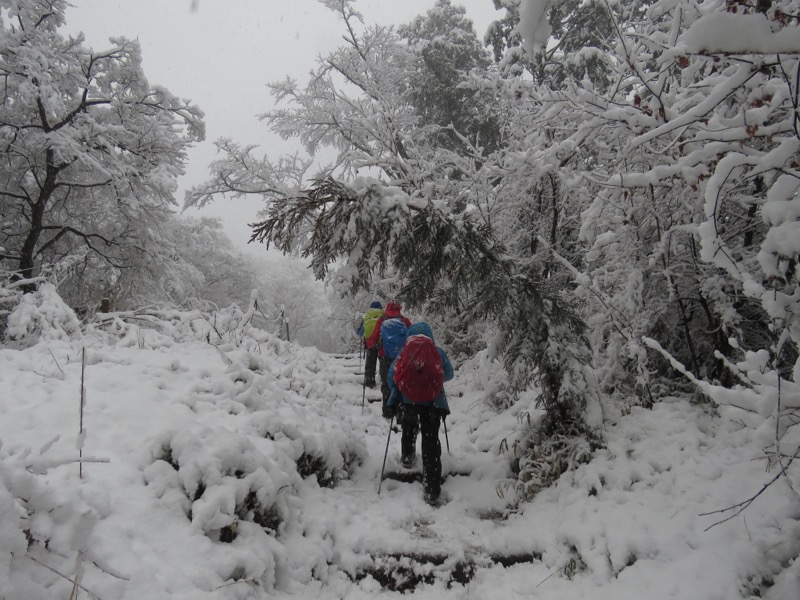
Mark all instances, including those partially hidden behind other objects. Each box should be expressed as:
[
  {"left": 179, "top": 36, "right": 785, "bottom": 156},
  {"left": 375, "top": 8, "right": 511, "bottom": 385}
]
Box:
[{"left": 26, "top": 456, "right": 111, "bottom": 475}]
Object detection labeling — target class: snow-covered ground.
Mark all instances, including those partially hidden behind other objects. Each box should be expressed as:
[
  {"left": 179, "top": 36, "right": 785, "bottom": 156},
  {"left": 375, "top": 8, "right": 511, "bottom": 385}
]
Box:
[{"left": 1, "top": 313, "right": 798, "bottom": 599}]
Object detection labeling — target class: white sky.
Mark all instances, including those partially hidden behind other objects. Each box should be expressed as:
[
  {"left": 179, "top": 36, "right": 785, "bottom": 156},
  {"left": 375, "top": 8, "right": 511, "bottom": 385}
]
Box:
[{"left": 64, "top": 0, "right": 506, "bottom": 255}]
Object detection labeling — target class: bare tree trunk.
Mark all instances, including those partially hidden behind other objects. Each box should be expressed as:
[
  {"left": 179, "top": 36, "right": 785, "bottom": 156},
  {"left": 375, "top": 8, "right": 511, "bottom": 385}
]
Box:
[{"left": 15, "top": 149, "right": 58, "bottom": 292}]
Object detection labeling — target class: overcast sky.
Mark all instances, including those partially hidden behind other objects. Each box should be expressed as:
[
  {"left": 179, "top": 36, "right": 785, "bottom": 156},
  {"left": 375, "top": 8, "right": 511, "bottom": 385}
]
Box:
[{"left": 64, "top": 0, "right": 506, "bottom": 255}]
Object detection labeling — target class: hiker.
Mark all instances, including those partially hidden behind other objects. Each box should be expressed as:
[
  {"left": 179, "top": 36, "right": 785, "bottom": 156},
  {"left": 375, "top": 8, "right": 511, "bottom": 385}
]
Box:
[
  {"left": 387, "top": 322, "right": 454, "bottom": 505},
  {"left": 361, "top": 301, "right": 383, "bottom": 388},
  {"left": 367, "top": 300, "right": 412, "bottom": 418}
]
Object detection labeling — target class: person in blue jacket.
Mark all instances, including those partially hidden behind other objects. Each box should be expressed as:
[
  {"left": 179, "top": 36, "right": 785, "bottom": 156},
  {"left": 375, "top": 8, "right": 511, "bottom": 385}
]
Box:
[{"left": 387, "top": 322, "right": 454, "bottom": 504}]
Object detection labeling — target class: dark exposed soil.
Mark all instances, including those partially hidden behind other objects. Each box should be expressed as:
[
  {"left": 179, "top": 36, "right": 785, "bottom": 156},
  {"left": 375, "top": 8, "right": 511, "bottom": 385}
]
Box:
[
  {"left": 382, "top": 469, "right": 473, "bottom": 484},
  {"left": 354, "top": 550, "right": 542, "bottom": 591}
]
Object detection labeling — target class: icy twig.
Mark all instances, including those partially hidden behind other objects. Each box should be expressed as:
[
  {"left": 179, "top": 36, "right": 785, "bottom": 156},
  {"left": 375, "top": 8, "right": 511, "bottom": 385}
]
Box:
[
  {"left": 213, "top": 576, "right": 260, "bottom": 590},
  {"left": 26, "top": 555, "right": 102, "bottom": 600},
  {"left": 48, "top": 348, "right": 64, "bottom": 375},
  {"left": 534, "top": 567, "right": 559, "bottom": 589},
  {"left": 700, "top": 461, "right": 795, "bottom": 530}
]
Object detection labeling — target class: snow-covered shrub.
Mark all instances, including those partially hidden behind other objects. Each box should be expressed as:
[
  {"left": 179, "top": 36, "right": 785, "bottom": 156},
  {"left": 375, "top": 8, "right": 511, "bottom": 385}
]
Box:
[
  {"left": 88, "top": 309, "right": 207, "bottom": 346},
  {"left": 499, "top": 419, "right": 602, "bottom": 502},
  {"left": 645, "top": 337, "right": 800, "bottom": 502},
  {"left": 145, "top": 425, "right": 300, "bottom": 542},
  {"left": 454, "top": 334, "right": 606, "bottom": 504},
  {"left": 85, "top": 299, "right": 291, "bottom": 354},
  {"left": 0, "top": 461, "right": 30, "bottom": 589},
  {"left": 4, "top": 283, "right": 81, "bottom": 347},
  {"left": 0, "top": 276, "right": 21, "bottom": 339},
  {"left": 0, "top": 449, "right": 98, "bottom": 598},
  {"left": 249, "top": 413, "right": 367, "bottom": 488}
]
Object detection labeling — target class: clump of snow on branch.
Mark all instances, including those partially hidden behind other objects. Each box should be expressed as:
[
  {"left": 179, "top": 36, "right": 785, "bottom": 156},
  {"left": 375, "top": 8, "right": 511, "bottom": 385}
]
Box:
[
  {"left": 518, "top": 0, "right": 552, "bottom": 56},
  {"left": 759, "top": 175, "right": 800, "bottom": 284},
  {"left": 678, "top": 13, "right": 800, "bottom": 54}
]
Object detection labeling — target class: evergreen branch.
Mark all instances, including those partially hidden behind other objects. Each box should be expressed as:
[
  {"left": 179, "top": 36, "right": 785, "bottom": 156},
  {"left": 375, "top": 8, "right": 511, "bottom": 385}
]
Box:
[{"left": 249, "top": 175, "right": 589, "bottom": 421}]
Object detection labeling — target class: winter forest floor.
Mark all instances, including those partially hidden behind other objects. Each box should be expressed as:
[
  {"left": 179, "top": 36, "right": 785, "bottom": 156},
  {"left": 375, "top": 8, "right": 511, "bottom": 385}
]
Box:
[{"left": 1, "top": 324, "right": 799, "bottom": 599}]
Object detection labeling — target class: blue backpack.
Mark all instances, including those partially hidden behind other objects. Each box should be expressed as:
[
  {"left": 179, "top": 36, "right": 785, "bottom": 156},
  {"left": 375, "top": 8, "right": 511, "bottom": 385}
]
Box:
[{"left": 380, "top": 318, "right": 408, "bottom": 359}]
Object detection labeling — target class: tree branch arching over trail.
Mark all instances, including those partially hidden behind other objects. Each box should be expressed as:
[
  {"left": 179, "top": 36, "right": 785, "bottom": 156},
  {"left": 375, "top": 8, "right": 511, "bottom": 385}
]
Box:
[{"left": 251, "top": 176, "right": 593, "bottom": 430}]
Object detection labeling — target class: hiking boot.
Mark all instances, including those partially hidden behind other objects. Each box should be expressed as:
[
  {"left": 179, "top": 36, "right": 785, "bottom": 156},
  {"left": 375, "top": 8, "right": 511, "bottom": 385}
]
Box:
[
  {"left": 423, "top": 490, "right": 441, "bottom": 506},
  {"left": 401, "top": 454, "right": 416, "bottom": 469}
]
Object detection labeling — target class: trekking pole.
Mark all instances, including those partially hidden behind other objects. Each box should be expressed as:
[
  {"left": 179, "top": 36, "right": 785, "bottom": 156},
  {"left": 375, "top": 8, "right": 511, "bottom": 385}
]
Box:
[
  {"left": 443, "top": 415, "right": 450, "bottom": 455},
  {"left": 361, "top": 372, "right": 367, "bottom": 413},
  {"left": 377, "top": 414, "right": 394, "bottom": 495}
]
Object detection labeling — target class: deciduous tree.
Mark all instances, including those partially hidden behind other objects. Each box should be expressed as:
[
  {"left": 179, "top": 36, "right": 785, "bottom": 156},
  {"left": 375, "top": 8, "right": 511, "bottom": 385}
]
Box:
[{"left": 0, "top": 0, "right": 204, "bottom": 298}]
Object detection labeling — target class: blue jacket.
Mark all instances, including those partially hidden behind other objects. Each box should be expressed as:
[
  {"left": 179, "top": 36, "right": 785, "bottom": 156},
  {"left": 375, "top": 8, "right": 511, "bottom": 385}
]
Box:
[{"left": 387, "top": 322, "right": 454, "bottom": 413}]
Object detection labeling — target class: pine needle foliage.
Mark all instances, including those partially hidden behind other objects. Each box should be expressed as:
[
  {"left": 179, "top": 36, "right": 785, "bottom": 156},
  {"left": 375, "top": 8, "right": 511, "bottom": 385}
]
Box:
[{"left": 251, "top": 176, "right": 591, "bottom": 430}]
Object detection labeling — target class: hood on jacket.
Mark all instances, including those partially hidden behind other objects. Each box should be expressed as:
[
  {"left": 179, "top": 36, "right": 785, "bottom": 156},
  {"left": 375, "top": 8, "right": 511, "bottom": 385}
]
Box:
[
  {"left": 407, "top": 322, "right": 433, "bottom": 341},
  {"left": 384, "top": 300, "right": 402, "bottom": 317}
]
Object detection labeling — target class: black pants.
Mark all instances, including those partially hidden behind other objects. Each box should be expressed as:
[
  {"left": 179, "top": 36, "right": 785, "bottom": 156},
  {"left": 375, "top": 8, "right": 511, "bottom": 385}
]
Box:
[
  {"left": 364, "top": 344, "right": 378, "bottom": 386},
  {"left": 379, "top": 355, "right": 392, "bottom": 417},
  {"left": 400, "top": 404, "right": 443, "bottom": 499}
]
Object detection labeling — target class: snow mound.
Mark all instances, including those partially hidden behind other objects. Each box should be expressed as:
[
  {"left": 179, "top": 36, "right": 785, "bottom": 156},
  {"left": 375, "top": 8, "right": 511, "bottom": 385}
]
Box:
[{"left": 6, "top": 283, "right": 82, "bottom": 346}]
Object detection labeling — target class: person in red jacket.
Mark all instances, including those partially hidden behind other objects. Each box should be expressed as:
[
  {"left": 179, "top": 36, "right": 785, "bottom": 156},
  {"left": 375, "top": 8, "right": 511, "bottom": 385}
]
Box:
[{"left": 367, "top": 300, "right": 412, "bottom": 418}]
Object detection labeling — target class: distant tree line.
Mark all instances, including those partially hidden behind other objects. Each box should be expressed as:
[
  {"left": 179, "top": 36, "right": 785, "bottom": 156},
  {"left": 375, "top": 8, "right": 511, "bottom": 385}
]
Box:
[{"left": 0, "top": 0, "right": 345, "bottom": 349}]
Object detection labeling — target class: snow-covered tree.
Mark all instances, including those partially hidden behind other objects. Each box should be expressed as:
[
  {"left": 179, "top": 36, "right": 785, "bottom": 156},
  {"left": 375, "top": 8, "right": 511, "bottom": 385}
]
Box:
[
  {"left": 0, "top": 0, "right": 205, "bottom": 300},
  {"left": 398, "top": 0, "right": 503, "bottom": 156},
  {"left": 253, "top": 254, "right": 332, "bottom": 348},
  {"left": 498, "top": 0, "right": 800, "bottom": 492},
  {"left": 169, "top": 217, "right": 258, "bottom": 310},
  {"left": 187, "top": 0, "right": 599, "bottom": 448}
]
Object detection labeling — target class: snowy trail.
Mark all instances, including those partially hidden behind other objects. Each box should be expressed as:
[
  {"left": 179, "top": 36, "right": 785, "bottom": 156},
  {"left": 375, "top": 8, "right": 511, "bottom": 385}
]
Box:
[
  {"left": 264, "top": 350, "right": 545, "bottom": 596},
  {"left": 299, "top": 353, "right": 525, "bottom": 555},
  {"left": 3, "top": 333, "right": 798, "bottom": 599},
  {"left": 1, "top": 335, "right": 535, "bottom": 599}
]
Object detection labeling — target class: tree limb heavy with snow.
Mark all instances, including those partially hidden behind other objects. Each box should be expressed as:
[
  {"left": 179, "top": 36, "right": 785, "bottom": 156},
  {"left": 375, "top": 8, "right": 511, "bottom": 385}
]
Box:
[
  {"left": 251, "top": 175, "right": 597, "bottom": 431},
  {"left": 508, "top": 0, "right": 800, "bottom": 496}
]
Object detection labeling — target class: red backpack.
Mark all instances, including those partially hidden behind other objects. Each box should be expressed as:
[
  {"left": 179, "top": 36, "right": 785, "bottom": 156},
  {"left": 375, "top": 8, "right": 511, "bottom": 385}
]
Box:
[{"left": 393, "top": 335, "right": 444, "bottom": 403}]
